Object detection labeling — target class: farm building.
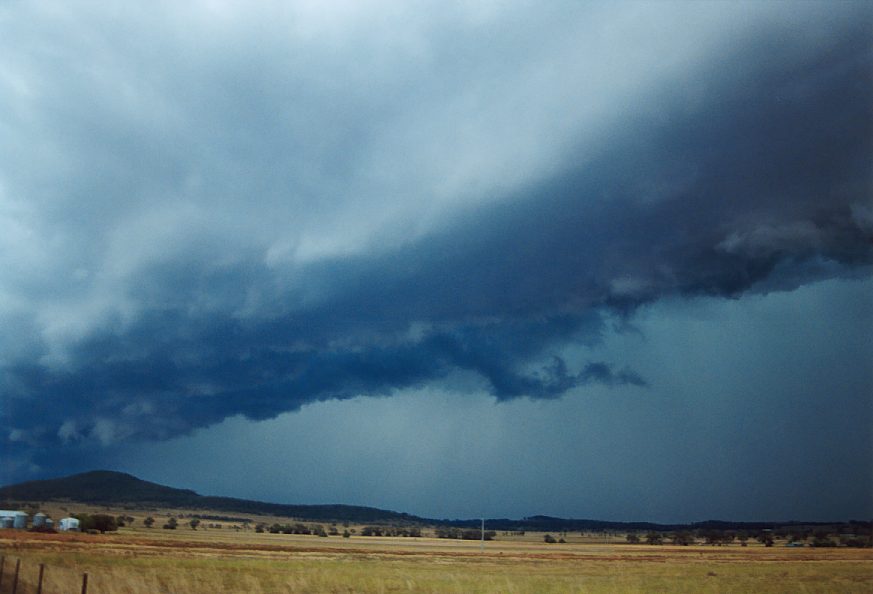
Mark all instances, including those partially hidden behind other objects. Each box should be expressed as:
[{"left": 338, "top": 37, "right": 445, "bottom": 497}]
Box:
[
  {"left": 58, "top": 517, "right": 80, "bottom": 531},
  {"left": 0, "top": 510, "right": 29, "bottom": 529}
]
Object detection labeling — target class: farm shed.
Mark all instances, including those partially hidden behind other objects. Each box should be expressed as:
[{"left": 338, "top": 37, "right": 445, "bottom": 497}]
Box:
[{"left": 58, "top": 517, "right": 81, "bottom": 531}]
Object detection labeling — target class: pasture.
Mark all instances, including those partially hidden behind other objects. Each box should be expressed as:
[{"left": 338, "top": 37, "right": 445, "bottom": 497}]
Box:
[{"left": 1, "top": 507, "right": 871, "bottom": 593}]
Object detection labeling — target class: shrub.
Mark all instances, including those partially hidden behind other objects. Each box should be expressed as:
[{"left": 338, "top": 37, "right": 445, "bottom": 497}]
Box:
[
  {"left": 645, "top": 532, "right": 663, "bottom": 545},
  {"left": 74, "top": 514, "right": 118, "bottom": 533}
]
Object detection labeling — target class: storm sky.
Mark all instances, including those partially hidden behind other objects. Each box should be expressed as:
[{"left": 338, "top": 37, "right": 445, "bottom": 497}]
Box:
[{"left": 1, "top": 0, "right": 871, "bottom": 523}]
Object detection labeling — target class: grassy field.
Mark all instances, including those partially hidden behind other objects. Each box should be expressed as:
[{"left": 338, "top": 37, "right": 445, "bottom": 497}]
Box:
[{"left": 1, "top": 508, "right": 871, "bottom": 593}]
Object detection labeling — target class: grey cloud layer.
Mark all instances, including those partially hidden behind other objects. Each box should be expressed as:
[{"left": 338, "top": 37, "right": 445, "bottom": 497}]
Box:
[{"left": 1, "top": 2, "right": 871, "bottom": 475}]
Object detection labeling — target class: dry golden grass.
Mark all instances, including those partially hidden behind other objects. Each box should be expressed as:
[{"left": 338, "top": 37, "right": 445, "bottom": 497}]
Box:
[
  {"left": 3, "top": 528, "right": 872, "bottom": 594},
  {"left": 1, "top": 504, "right": 871, "bottom": 593}
]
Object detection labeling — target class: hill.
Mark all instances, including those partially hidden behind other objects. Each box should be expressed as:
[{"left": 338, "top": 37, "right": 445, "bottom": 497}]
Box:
[
  {"left": 0, "top": 470, "right": 851, "bottom": 532},
  {"left": 0, "top": 470, "right": 418, "bottom": 524}
]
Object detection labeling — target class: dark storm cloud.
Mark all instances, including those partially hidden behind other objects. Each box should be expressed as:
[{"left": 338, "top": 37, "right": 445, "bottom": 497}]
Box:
[{"left": 1, "top": 1, "right": 871, "bottom": 478}]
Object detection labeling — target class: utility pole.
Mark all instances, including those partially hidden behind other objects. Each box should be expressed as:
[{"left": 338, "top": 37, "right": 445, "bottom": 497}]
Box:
[{"left": 481, "top": 518, "right": 485, "bottom": 551}]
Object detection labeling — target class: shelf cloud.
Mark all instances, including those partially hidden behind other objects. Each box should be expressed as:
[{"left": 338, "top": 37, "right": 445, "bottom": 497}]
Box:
[{"left": 1, "top": 1, "right": 870, "bottom": 488}]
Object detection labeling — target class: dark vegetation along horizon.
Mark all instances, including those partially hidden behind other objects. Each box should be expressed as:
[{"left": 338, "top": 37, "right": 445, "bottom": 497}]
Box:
[{"left": 1, "top": 470, "right": 868, "bottom": 536}]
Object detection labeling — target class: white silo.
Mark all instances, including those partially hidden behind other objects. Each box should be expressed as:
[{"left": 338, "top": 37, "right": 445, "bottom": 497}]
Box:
[
  {"left": 12, "top": 512, "right": 27, "bottom": 529},
  {"left": 33, "top": 512, "right": 47, "bottom": 528},
  {"left": 59, "top": 517, "right": 80, "bottom": 531},
  {"left": 0, "top": 510, "right": 28, "bottom": 529}
]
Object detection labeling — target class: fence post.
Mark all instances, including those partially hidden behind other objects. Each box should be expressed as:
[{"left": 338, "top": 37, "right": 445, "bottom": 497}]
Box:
[
  {"left": 81, "top": 572, "right": 89, "bottom": 594},
  {"left": 37, "top": 563, "right": 45, "bottom": 594},
  {"left": 11, "top": 558, "right": 20, "bottom": 594}
]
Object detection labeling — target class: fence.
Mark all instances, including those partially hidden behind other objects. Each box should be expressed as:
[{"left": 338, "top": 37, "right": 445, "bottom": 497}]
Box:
[{"left": 0, "top": 556, "right": 88, "bottom": 594}]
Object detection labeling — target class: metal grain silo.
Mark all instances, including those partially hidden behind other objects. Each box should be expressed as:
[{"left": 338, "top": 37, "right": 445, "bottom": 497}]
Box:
[
  {"left": 33, "top": 512, "right": 47, "bottom": 527},
  {"left": 13, "top": 512, "right": 27, "bottom": 529}
]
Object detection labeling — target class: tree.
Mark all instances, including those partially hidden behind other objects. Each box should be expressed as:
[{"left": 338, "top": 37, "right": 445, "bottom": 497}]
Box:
[
  {"left": 756, "top": 531, "right": 774, "bottom": 547},
  {"left": 74, "top": 514, "right": 118, "bottom": 533},
  {"left": 92, "top": 514, "right": 118, "bottom": 533},
  {"left": 144, "top": 516, "right": 155, "bottom": 528},
  {"left": 163, "top": 517, "right": 178, "bottom": 530},
  {"left": 811, "top": 529, "right": 834, "bottom": 547},
  {"left": 343, "top": 529, "right": 351, "bottom": 538},
  {"left": 701, "top": 530, "right": 724, "bottom": 546},
  {"left": 189, "top": 518, "right": 201, "bottom": 530},
  {"left": 543, "top": 534, "right": 557, "bottom": 543},
  {"left": 671, "top": 531, "right": 694, "bottom": 546},
  {"left": 626, "top": 533, "right": 641, "bottom": 544},
  {"left": 645, "top": 532, "right": 663, "bottom": 545}
]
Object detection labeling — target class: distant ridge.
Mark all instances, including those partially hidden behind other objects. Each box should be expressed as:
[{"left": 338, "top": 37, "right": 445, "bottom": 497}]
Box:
[
  {"left": 0, "top": 470, "right": 197, "bottom": 504},
  {"left": 0, "top": 470, "right": 853, "bottom": 531},
  {"left": 0, "top": 470, "right": 418, "bottom": 524}
]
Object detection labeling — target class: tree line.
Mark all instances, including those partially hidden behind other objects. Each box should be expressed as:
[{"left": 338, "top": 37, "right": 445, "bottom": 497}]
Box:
[{"left": 624, "top": 524, "right": 871, "bottom": 548}]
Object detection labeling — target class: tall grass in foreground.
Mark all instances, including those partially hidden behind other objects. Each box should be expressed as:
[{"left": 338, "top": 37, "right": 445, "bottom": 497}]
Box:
[{"left": 2, "top": 547, "right": 871, "bottom": 594}]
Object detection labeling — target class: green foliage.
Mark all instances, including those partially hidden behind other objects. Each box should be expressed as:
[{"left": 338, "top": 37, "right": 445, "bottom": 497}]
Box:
[
  {"left": 839, "top": 535, "right": 871, "bottom": 548},
  {"left": 756, "top": 531, "right": 774, "bottom": 547},
  {"left": 671, "top": 531, "right": 694, "bottom": 546},
  {"left": 645, "top": 532, "right": 663, "bottom": 545},
  {"left": 144, "top": 516, "right": 155, "bottom": 528},
  {"left": 433, "top": 526, "right": 493, "bottom": 540},
  {"left": 112, "top": 514, "right": 134, "bottom": 527},
  {"left": 361, "top": 525, "right": 426, "bottom": 538},
  {"left": 361, "top": 525, "right": 382, "bottom": 536},
  {"left": 163, "top": 517, "right": 178, "bottom": 530},
  {"left": 626, "top": 533, "right": 640, "bottom": 544},
  {"left": 699, "top": 529, "right": 726, "bottom": 545},
  {"left": 73, "top": 513, "right": 118, "bottom": 533},
  {"left": 811, "top": 530, "right": 835, "bottom": 548},
  {"left": 543, "top": 534, "right": 557, "bottom": 543}
]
